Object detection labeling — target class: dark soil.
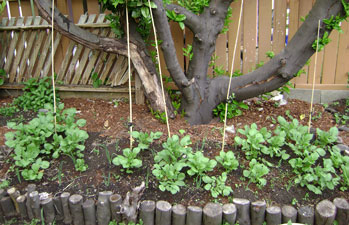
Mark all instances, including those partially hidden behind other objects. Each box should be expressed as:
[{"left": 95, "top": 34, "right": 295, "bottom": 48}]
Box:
[{"left": 0, "top": 96, "right": 348, "bottom": 211}]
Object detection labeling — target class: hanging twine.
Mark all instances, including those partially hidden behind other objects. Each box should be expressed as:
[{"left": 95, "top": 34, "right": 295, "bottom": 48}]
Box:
[
  {"left": 126, "top": 0, "right": 134, "bottom": 149},
  {"left": 51, "top": 0, "right": 57, "bottom": 132},
  {"left": 147, "top": 0, "right": 171, "bottom": 137},
  {"left": 221, "top": 0, "right": 244, "bottom": 152},
  {"left": 308, "top": 20, "right": 321, "bottom": 133}
]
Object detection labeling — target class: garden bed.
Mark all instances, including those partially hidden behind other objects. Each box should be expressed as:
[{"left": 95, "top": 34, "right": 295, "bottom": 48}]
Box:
[{"left": 0, "top": 96, "right": 348, "bottom": 224}]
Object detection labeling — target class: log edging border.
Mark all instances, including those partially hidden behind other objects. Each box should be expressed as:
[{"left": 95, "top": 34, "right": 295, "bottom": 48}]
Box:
[{"left": 0, "top": 185, "right": 348, "bottom": 225}]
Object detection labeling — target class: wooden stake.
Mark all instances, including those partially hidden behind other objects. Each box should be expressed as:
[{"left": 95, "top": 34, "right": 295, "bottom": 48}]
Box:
[
  {"left": 233, "top": 198, "right": 250, "bottom": 225},
  {"left": 222, "top": 203, "right": 237, "bottom": 225},
  {"left": 186, "top": 205, "right": 202, "bottom": 225},
  {"left": 69, "top": 194, "right": 84, "bottom": 225},
  {"left": 61, "top": 192, "right": 73, "bottom": 224},
  {"left": 266, "top": 206, "right": 281, "bottom": 225},
  {"left": 297, "top": 206, "right": 314, "bottom": 225},
  {"left": 333, "top": 198, "right": 349, "bottom": 225},
  {"left": 155, "top": 201, "right": 172, "bottom": 225},
  {"left": 203, "top": 203, "right": 222, "bottom": 225},
  {"left": 251, "top": 201, "right": 266, "bottom": 225},
  {"left": 172, "top": 204, "right": 186, "bottom": 225},
  {"left": 140, "top": 200, "right": 155, "bottom": 225},
  {"left": 83, "top": 199, "right": 96, "bottom": 225}
]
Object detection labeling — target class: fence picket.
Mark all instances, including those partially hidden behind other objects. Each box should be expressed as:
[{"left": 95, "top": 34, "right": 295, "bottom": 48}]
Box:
[
  {"left": 5, "top": 17, "right": 24, "bottom": 81},
  {"left": 322, "top": 31, "right": 339, "bottom": 84},
  {"left": 81, "top": 14, "right": 106, "bottom": 85},
  {"left": 272, "top": 0, "right": 287, "bottom": 55},
  {"left": 228, "top": 1, "right": 242, "bottom": 74},
  {"left": 258, "top": 0, "right": 272, "bottom": 63},
  {"left": 10, "top": 17, "right": 34, "bottom": 82},
  {"left": 71, "top": 14, "right": 97, "bottom": 85},
  {"left": 242, "top": 0, "right": 257, "bottom": 74}
]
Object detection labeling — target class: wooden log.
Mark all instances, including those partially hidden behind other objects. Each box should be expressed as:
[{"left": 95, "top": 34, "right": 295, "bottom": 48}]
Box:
[
  {"left": 7, "top": 187, "right": 20, "bottom": 213},
  {"left": 315, "top": 200, "right": 336, "bottom": 225},
  {"left": 97, "top": 191, "right": 113, "bottom": 225},
  {"left": 222, "top": 203, "right": 237, "bottom": 225},
  {"left": 110, "top": 194, "right": 122, "bottom": 223},
  {"left": 186, "top": 206, "right": 203, "bottom": 225},
  {"left": 203, "top": 203, "right": 222, "bottom": 225},
  {"left": 0, "top": 188, "right": 7, "bottom": 220},
  {"left": 16, "top": 195, "right": 28, "bottom": 219},
  {"left": 83, "top": 199, "right": 96, "bottom": 225},
  {"left": 156, "top": 200, "right": 172, "bottom": 225},
  {"left": 41, "top": 196, "right": 55, "bottom": 224},
  {"left": 266, "top": 206, "right": 281, "bottom": 225},
  {"left": 333, "top": 198, "right": 349, "bottom": 225},
  {"left": 25, "top": 184, "right": 36, "bottom": 220},
  {"left": 281, "top": 205, "right": 297, "bottom": 223},
  {"left": 53, "top": 196, "right": 64, "bottom": 221},
  {"left": 233, "top": 198, "right": 251, "bottom": 225},
  {"left": 251, "top": 201, "right": 266, "bottom": 225},
  {"left": 172, "top": 204, "right": 186, "bottom": 225},
  {"left": 69, "top": 194, "right": 84, "bottom": 225},
  {"left": 29, "top": 191, "right": 41, "bottom": 219},
  {"left": 0, "top": 196, "right": 16, "bottom": 217},
  {"left": 140, "top": 200, "right": 155, "bottom": 225},
  {"left": 61, "top": 192, "right": 73, "bottom": 224},
  {"left": 297, "top": 206, "right": 314, "bottom": 225}
]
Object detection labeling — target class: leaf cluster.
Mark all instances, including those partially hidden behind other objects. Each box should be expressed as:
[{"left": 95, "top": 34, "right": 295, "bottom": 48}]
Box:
[
  {"left": 5, "top": 103, "right": 89, "bottom": 180},
  {"left": 213, "top": 96, "right": 249, "bottom": 122},
  {"left": 112, "top": 147, "right": 143, "bottom": 173},
  {"left": 203, "top": 172, "right": 233, "bottom": 198}
]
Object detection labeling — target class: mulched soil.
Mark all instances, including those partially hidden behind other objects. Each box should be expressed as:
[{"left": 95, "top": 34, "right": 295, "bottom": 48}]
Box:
[{"left": 0, "top": 96, "right": 348, "bottom": 212}]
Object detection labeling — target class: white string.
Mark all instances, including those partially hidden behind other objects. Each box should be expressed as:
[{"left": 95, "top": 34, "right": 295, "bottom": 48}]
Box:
[
  {"left": 308, "top": 20, "right": 321, "bottom": 132},
  {"left": 126, "top": 1, "right": 134, "bottom": 149},
  {"left": 221, "top": 0, "right": 244, "bottom": 152},
  {"left": 51, "top": 0, "right": 57, "bottom": 132},
  {"left": 147, "top": 0, "right": 171, "bottom": 137}
]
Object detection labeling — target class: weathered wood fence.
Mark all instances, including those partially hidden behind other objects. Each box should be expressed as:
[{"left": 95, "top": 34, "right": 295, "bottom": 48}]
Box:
[
  {"left": 0, "top": 0, "right": 349, "bottom": 94},
  {"left": 1, "top": 185, "right": 349, "bottom": 225}
]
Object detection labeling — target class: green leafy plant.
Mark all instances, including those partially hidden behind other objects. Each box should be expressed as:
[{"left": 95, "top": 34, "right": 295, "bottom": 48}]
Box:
[
  {"left": 13, "top": 77, "right": 60, "bottom": 112},
  {"left": 187, "top": 151, "right": 217, "bottom": 187},
  {"left": 154, "top": 135, "right": 192, "bottom": 165},
  {"left": 234, "top": 123, "right": 271, "bottom": 160},
  {"left": 176, "top": 0, "right": 209, "bottom": 15},
  {"left": 0, "top": 68, "right": 6, "bottom": 85},
  {"left": 0, "top": 179, "right": 9, "bottom": 189},
  {"left": 203, "top": 172, "right": 233, "bottom": 198},
  {"left": 213, "top": 94, "right": 249, "bottom": 122},
  {"left": 166, "top": 10, "right": 186, "bottom": 30},
  {"left": 112, "top": 147, "right": 142, "bottom": 173},
  {"left": 152, "top": 162, "right": 186, "bottom": 194},
  {"left": 0, "top": 104, "right": 18, "bottom": 116},
  {"left": 0, "top": 0, "right": 6, "bottom": 16},
  {"left": 131, "top": 131, "right": 162, "bottom": 150},
  {"left": 91, "top": 72, "right": 102, "bottom": 88},
  {"left": 243, "top": 159, "right": 269, "bottom": 188},
  {"left": 5, "top": 103, "right": 88, "bottom": 180},
  {"left": 150, "top": 108, "right": 167, "bottom": 124},
  {"left": 312, "top": 31, "right": 331, "bottom": 52},
  {"left": 215, "top": 150, "right": 239, "bottom": 172},
  {"left": 183, "top": 44, "right": 193, "bottom": 61}
]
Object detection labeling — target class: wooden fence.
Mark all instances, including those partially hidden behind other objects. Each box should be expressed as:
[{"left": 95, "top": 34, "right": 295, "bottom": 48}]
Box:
[{"left": 1, "top": 0, "right": 349, "bottom": 92}]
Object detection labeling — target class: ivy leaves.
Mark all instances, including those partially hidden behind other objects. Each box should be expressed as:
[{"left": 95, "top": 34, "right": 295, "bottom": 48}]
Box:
[{"left": 166, "top": 10, "right": 186, "bottom": 30}]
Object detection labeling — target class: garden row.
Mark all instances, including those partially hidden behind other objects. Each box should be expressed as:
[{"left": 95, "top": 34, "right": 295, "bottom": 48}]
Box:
[{"left": 0, "top": 184, "right": 348, "bottom": 225}]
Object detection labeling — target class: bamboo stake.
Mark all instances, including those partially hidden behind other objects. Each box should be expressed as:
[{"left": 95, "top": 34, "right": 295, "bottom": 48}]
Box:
[
  {"left": 308, "top": 20, "right": 321, "bottom": 132},
  {"left": 51, "top": 0, "right": 57, "bottom": 132},
  {"left": 221, "top": 0, "right": 244, "bottom": 152},
  {"left": 126, "top": 0, "right": 134, "bottom": 150},
  {"left": 147, "top": 0, "right": 171, "bottom": 137}
]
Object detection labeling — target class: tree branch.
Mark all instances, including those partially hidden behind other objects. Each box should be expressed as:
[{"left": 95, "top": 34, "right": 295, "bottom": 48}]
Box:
[
  {"left": 209, "top": 0, "right": 344, "bottom": 104},
  {"left": 165, "top": 4, "right": 202, "bottom": 33},
  {"left": 152, "top": 0, "right": 190, "bottom": 90},
  {"left": 34, "top": 0, "right": 175, "bottom": 117}
]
